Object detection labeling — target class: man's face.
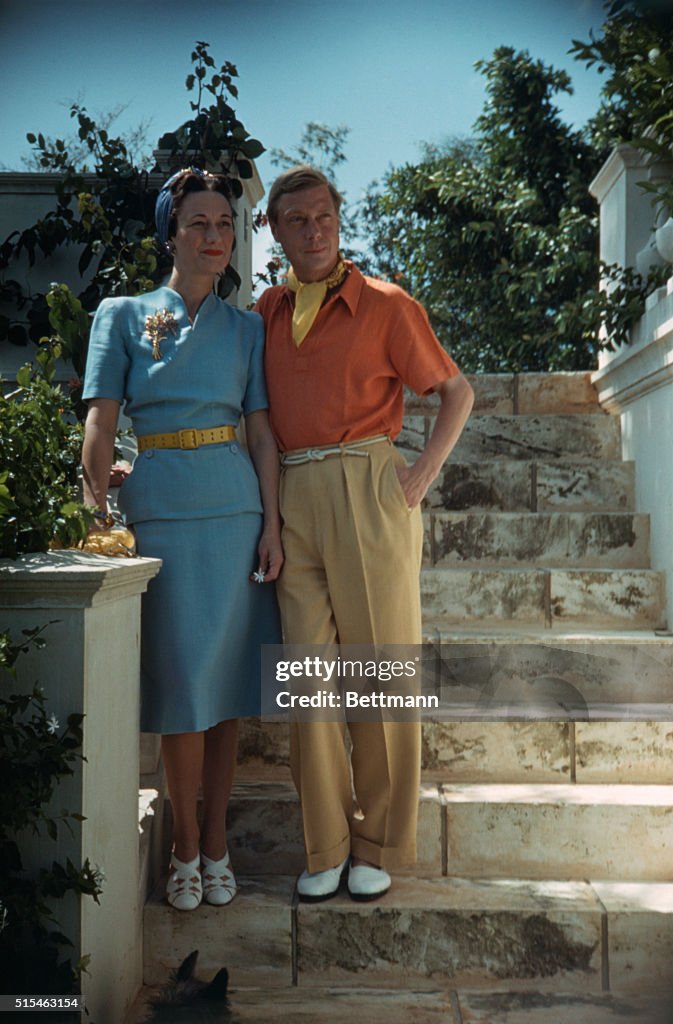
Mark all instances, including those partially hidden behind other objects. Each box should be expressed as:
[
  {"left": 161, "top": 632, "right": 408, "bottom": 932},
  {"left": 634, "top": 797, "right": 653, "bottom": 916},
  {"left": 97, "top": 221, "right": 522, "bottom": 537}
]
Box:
[{"left": 271, "top": 185, "right": 340, "bottom": 283}]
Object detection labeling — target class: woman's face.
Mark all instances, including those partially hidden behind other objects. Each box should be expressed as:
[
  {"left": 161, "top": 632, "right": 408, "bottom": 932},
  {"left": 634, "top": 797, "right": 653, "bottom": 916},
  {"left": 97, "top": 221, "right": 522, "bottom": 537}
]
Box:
[{"left": 170, "top": 190, "right": 235, "bottom": 279}]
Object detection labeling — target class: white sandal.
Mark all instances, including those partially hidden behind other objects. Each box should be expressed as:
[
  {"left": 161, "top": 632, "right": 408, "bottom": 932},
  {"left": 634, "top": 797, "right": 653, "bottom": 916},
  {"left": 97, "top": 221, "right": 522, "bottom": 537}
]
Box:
[
  {"left": 201, "top": 850, "right": 236, "bottom": 906},
  {"left": 166, "top": 853, "right": 202, "bottom": 911}
]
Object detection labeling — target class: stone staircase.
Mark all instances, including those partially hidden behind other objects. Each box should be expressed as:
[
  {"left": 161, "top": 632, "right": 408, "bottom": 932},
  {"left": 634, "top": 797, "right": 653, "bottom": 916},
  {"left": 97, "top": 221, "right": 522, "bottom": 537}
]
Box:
[{"left": 129, "top": 373, "right": 673, "bottom": 1024}]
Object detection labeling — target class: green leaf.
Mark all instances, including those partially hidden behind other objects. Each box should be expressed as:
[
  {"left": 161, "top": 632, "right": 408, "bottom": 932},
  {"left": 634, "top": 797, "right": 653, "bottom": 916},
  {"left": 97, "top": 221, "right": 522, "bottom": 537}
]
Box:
[
  {"left": 241, "top": 138, "right": 265, "bottom": 159},
  {"left": 15, "top": 364, "right": 32, "bottom": 388}
]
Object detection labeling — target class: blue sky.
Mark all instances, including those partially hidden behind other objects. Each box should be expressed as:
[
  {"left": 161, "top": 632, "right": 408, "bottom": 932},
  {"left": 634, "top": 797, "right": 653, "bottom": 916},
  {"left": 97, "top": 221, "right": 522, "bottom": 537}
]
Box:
[{"left": 0, "top": 0, "right": 608, "bottom": 261}]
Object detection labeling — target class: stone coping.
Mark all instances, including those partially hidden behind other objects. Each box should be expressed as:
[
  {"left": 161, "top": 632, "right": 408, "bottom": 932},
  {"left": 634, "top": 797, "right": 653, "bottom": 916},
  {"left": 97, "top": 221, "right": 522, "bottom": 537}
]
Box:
[{"left": 0, "top": 549, "right": 161, "bottom": 607}]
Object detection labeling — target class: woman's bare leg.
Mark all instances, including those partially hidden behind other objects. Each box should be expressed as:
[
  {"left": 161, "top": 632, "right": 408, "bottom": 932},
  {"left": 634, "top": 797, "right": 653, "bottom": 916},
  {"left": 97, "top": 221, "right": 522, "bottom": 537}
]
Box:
[
  {"left": 200, "top": 718, "right": 239, "bottom": 860},
  {"left": 161, "top": 731, "right": 204, "bottom": 862}
]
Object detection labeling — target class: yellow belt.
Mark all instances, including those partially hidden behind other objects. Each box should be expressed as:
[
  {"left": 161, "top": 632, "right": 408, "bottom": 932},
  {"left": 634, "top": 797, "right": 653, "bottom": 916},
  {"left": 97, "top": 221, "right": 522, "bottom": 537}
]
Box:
[{"left": 137, "top": 425, "right": 237, "bottom": 452}]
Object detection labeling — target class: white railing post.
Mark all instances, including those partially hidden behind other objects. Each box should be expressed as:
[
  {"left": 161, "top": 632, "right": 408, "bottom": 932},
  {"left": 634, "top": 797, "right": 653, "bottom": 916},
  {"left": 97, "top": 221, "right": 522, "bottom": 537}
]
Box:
[{"left": 0, "top": 551, "right": 161, "bottom": 1023}]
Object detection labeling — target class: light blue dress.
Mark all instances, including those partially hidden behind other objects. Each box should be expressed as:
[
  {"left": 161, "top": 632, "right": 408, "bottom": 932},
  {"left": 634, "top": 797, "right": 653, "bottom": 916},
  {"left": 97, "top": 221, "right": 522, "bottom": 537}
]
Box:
[{"left": 83, "top": 286, "right": 281, "bottom": 732}]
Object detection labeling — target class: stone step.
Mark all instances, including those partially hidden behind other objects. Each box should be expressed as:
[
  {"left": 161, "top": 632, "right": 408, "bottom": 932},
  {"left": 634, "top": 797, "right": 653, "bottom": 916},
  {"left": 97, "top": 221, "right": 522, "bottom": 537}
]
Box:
[
  {"left": 126, "top": 983, "right": 673, "bottom": 1024},
  {"left": 442, "top": 783, "right": 673, "bottom": 882},
  {"left": 424, "top": 459, "right": 635, "bottom": 513},
  {"left": 405, "top": 372, "right": 603, "bottom": 418},
  {"left": 400, "top": 414, "right": 621, "bottom": 462},
  {"left": 423, "top": 511, "right": 649, "bottom": 568},
  {"left": 159, "top": 780, "right": 673, "bottom": 883},
  {"left": 423, "top": 629, "right": 673, "bottom": 708},
  {"left": 142, "top": 875, "right": 673, "bottom": 997},
  {"left": 447, "top": 988, "right": 673, "bottom": 1023},
  {"left": 126, "top": 984, "right": 455, "bottom": 1023},
  {"left": 421, "top": 567, "right": 666, "bottom": 629},
  {"left": 237, "top": 717, "right": 673, "bottom": 785}
]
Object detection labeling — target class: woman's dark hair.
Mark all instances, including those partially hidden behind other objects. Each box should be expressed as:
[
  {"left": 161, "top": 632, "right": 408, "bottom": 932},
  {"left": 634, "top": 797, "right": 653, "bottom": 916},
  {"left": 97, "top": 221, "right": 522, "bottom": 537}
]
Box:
[{"left": 166, "top": 170, "right": 235, "bottom": 241}]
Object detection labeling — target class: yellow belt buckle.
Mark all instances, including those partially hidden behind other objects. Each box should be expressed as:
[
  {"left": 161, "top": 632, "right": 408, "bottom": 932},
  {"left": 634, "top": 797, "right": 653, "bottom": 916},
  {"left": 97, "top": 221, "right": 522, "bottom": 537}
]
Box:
[{"left": 178, "top": 428, "right": 198, "bottom": 450}]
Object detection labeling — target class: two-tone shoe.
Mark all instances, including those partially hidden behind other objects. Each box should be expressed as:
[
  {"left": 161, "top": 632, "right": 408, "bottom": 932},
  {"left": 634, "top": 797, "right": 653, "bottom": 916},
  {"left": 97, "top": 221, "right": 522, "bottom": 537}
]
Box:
[
  {"left": 201, "top": 849, "right": 237, "bottom": 906},
  {"left": 166, "top": 853, "right": 202, "bottom": 911},
  {"left": 297, "top": 855, "right": 349, "bottom": 902},
  {"left": 347, "top": 863, "right": 391, "bottom": 901}
]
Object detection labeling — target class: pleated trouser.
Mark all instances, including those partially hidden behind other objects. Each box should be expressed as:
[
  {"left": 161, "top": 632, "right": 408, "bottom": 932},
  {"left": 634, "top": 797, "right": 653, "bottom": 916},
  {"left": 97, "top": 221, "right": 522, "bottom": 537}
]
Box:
[{"left": 278, "top": 439, "right": 424, "bottom": 871}]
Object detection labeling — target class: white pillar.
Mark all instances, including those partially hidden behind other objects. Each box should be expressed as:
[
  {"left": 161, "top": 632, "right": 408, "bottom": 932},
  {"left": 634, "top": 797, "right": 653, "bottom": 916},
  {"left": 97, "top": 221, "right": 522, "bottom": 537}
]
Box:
[{"left": 0, "top": 551, "right": 161, "bottom": 1023}]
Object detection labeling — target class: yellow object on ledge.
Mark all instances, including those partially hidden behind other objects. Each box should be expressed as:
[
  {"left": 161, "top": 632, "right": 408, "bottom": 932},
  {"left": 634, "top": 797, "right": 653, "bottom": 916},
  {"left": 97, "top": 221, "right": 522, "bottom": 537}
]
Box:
[
  {"left": 81, "top": 525, "right": 136, "bottom": 557},
  {"left": 51, "top": 525, "right": 137, "bottom": 558}
]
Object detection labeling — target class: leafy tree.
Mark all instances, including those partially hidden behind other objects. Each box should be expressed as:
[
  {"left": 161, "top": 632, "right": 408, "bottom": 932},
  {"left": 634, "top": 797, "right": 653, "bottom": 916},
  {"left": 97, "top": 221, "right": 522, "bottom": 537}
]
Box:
[
  {"left": 14, "top": 102, "right": 154, "bottom": 174},
  {"left": 363, "top": 48, "right": 608, "bottom": 371},
  {"left": 571, "top": 0, "right": 673, "bottom": 216},
  {"left": 254, "top": 121, "right": 363, "bottom": 290},
  {"left": 0, "top": 40, "right": 264, "bottom": 393}
]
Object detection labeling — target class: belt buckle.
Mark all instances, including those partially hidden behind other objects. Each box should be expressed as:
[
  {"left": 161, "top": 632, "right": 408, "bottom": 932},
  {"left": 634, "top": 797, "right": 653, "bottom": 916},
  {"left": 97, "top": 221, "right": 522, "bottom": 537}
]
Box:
[{"left": 178, "top": 428, "right": 198, "bottom": 450}]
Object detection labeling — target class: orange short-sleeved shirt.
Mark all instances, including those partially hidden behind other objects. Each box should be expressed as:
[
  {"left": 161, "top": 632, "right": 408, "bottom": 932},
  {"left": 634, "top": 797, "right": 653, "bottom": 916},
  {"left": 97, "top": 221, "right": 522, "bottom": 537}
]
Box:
[{"left": 255, "top": 263, "right": 460, "bottom": 452}]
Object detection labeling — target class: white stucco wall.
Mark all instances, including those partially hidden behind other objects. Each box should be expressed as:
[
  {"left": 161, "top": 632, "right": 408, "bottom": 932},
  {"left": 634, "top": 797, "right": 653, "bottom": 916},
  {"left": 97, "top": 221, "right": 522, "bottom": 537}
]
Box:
[{"left": 591, "top": 146, "right": 673, "bottom": 626}]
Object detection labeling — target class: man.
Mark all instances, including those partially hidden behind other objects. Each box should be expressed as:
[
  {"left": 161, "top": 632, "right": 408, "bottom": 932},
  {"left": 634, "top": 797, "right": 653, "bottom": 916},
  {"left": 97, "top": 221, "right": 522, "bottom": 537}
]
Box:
[{"left": 256, "top": 165, "right": 473, "bottom": 902}]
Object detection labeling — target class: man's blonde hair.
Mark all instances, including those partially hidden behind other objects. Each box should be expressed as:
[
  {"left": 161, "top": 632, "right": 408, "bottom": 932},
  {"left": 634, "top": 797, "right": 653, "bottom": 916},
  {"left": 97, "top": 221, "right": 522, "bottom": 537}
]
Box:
[{"left": 266, "top": 165, "right": 343, "bottom": 224}]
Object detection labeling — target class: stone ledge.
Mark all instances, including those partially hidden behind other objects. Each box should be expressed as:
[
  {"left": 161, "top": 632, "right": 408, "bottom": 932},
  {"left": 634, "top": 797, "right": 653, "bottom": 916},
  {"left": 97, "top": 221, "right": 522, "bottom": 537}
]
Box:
[{"left": 0, "top": 550, "right": 162, "bottom": 607}]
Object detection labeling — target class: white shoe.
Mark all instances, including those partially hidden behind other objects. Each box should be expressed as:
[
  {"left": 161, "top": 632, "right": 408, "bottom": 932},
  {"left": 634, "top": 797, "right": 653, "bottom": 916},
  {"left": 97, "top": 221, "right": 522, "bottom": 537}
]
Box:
[
  {"left": 201, "top": 850, "right": 236, "bottom": 906},
  {"left": 297, "top": 856, "right": 349, "bottom": 902},
  {"left": 166, "top": 853, "right": 202, "bottom": 911},
  {"left": 348, "top": 863, "right": 391, "bottom": 901}
]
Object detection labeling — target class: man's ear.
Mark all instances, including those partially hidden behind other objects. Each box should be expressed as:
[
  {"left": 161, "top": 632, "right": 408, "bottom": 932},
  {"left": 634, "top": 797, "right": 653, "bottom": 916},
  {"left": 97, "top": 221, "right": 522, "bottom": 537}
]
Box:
[{"left": 269, "top": 218, "right": 278, "bottom": 242}]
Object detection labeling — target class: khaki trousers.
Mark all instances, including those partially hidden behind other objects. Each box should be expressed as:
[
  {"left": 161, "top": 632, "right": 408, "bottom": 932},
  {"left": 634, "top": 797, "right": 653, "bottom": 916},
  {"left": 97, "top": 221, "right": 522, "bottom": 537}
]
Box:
[{"left": 278, "top": 439, "right": 424, "bottom": 872}]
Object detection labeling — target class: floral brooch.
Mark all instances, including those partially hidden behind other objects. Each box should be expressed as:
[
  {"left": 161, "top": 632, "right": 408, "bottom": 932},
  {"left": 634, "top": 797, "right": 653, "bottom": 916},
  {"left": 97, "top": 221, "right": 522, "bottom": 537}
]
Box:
[{"left": 145, "top": 309, "right": 178, "bottom": 361}]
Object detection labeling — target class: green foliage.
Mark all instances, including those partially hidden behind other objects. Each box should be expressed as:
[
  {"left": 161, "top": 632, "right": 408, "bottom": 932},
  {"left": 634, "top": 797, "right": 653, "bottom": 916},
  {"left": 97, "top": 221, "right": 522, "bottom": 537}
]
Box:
[
  {"left": 160, "top": 40, "right": 264, "bottom": 194},
  {"left": 362, "top": 46, "right": 666, "bottom": 372},
  {"left": 0, "top": 40, "right": 264, "bottom": 375},
  {"left": 0, "top": 626, "right": 103, "bottom": 999},
  {"left": 254, "top": 121, "right": 359, "bottom": 291},
  {"left": 363, "top": 50, "right": 600, "bottom": 370},
  {"left": 19, "top": 102, "right": 154, "bottom": 174},
  {"left": 0, "top": 350, "right": 93, "bottom": 558},
  {"left": 571, "top": 0, "right": 673, "bottom": 217}
]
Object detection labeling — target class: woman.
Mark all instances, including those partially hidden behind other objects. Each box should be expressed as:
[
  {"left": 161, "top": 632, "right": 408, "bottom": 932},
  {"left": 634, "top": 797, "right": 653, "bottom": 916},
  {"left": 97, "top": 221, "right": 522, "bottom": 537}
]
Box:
[{"left": 81, "top": 168, "right": 282, "bottom": 911}]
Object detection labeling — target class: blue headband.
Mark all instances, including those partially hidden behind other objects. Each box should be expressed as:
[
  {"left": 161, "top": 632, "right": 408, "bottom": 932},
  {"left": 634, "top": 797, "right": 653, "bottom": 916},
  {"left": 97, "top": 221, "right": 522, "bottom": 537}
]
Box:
[{"left": 154, "top": 168, "right": 205, "bottom": 246}]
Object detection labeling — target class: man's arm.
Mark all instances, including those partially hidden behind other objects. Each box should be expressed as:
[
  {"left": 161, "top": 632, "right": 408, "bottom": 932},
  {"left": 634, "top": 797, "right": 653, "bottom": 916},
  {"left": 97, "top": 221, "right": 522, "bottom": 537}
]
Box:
[{"left": 396, "top": 374, "right": 474, "bottom": 509}]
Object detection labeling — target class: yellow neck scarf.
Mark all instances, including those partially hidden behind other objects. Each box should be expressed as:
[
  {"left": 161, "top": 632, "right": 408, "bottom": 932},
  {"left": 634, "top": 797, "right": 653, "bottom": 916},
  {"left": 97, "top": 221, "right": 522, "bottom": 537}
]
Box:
[{"left": 286, "top": 255, "right": 347, "bottom": 346}]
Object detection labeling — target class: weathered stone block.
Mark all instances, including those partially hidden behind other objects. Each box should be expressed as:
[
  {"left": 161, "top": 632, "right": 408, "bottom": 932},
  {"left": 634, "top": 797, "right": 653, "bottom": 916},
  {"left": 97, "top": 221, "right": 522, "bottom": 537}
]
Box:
[
  {"left": 443, "top": 783, "right": 673, "bottom": 881},
  {"left": 397, "top": 415, "right": 426, "bottom": 453},
  {"left": 425, "top": 461, "right": 533, "bottom": 512},
  {"left": 143, "top": 875, "right": 294, "bottom": 987},
  {"left": 549, "top": 569, "right": 665, "bottom": 629},
  {"left": 576, "top": 721, "right": 673, "bottom": 783},
  {"left": 227, "top": 781, "right": 304, "bottom": 876},
  {"left": 237, "top": 717, "right": 291, "bottom": 772},
  {"left": 431, "top": 512, "right": 649, "bottom": 569},
  {"left": 516, "top": 373, "right": 601, "bottom": 416},
  {"left": 422, "top": 721, "right": 571, "bottom": 782},
  {"left": 225, "top": 781, "right": 442, "bottom": 878},
  {"left": 135, "top": 985, "right": 457, "bottom": 1023},
  {"left": 452, "top": 989, "right": 673, "bottom": 1023},
  {"left": 405, "top": 375, "right": 515, "bottom": 416},
  {"left": 421, "top": 568, "right": 546, "bottom": 627},
  {"left": 410, "top": 635, "right": 673, "bottom": 713},
  {"left": 592, "top": 881, "right": 673, "bottom": 995},
  {"left": 536, "top": 460, "right": 635, "bottom": 513},
  {"left": 296, "top": 877, "right": 603, "bottom": 991},
  {"left": 451, "top": 416, "right": 621, "bottom": 462}
]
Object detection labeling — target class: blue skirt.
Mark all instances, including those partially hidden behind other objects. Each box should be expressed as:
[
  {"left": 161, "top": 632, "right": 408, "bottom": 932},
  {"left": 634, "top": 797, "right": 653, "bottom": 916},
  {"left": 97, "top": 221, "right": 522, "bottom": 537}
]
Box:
[{"left": 134, "top": 513, "right": 281, "bottom": 733}]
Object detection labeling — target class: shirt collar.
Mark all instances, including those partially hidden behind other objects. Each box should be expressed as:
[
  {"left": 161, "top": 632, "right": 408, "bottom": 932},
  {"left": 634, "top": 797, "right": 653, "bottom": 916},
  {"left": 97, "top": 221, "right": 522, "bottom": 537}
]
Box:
[{"left": 281, "top": 260, "right": 363, "bottom": 317}]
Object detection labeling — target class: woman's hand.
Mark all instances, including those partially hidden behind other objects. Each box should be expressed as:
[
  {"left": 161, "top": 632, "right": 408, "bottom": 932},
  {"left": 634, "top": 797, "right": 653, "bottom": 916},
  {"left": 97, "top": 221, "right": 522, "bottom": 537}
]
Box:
[{"left": 252, "top": 523, "right": 284, "bottom": 583}]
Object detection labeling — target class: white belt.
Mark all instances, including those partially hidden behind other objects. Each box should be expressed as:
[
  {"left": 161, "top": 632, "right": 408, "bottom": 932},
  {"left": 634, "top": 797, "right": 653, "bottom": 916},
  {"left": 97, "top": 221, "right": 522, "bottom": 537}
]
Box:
[{"left": 280, "top": 434, "right": 389, "bottom": 467}]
